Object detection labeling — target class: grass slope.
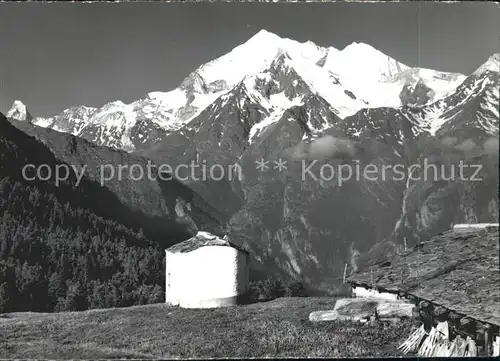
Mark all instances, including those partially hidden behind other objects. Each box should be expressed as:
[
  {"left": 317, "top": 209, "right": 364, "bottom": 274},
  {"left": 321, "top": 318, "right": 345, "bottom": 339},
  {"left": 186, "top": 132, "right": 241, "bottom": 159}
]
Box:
[{"left": 0, "top": 297, "right": 415, "bottom": 359}]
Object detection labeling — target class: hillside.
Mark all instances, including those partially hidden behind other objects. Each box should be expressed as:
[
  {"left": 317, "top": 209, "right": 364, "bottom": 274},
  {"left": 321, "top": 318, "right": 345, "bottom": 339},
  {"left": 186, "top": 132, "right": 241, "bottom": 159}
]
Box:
[
  {"left": 0, "top": 113, "right": 168, "bottom": 313},
  {"left": 8, "top": 118, "right": 226, "bottom": 245},
  {"left": 0, "top": 298, "right": 416, "bottom": 359}
]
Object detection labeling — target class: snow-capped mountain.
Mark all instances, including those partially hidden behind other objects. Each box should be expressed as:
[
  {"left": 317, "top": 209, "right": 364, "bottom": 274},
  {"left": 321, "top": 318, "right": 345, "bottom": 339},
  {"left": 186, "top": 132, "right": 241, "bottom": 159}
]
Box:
[
  {"left": 406, "top": 53, "right": 499, "bottom": 136},
  {"left": 323, "top": 42, "right": 466, "bottom": 108},
  {"left": 6, "top": 100, "right": 33, "bottom": 122},
  {"left": 473, "top": 53, "right": 500, "bottom": 76},
  {"left": 4, "top": 29, "right": 499, "bottom": 292},
  {"left": 10, "top": 29, "right": 493, "bottom": 153},
  {"left": 33, "top": 105, "right": 97, "bottom": 135}
]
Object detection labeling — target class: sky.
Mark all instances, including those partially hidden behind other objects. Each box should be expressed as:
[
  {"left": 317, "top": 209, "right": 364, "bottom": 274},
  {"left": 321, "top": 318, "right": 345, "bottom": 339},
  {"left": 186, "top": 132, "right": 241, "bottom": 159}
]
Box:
[{"left": 0, "top": 1, "right": 498, "bottom": 117}]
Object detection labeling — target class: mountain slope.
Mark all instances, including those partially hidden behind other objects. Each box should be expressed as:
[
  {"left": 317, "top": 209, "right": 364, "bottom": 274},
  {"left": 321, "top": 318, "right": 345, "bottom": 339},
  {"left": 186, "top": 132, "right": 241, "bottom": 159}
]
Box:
[
  {"left": 0, "top": 112, "right": 167, "bottom": 312},
  {"left": 407, "top": 54, "right": 499, "bottom": 136},
  {"left": 228, "top": 103, "right": 422, "bottom": 290},
  {"left": 7, "top": 118, "right": 226, "bottom": 247},
  {"left": 138, "top": 56, "right": 349, "bottom": 219},
  {"left": 6, "top": 30, "right": 499, "bottom": 292}
]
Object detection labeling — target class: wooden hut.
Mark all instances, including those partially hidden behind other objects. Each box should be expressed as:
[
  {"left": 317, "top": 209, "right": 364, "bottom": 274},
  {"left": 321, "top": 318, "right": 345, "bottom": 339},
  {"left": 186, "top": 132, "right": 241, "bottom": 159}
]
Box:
[{"left": 346, "top": 224, "right": 499, "bottom": 356}]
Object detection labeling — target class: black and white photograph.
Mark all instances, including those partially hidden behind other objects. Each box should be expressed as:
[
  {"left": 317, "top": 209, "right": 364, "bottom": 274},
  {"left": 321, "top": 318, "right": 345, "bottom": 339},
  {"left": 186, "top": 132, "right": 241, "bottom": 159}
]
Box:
[{"left": 0, "top": 0, "right": 499, "bottom": 359}]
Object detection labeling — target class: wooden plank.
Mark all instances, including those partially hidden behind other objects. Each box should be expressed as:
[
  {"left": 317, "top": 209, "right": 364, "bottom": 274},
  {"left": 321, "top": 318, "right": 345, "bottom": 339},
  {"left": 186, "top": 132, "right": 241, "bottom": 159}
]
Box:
[
  {"left": 493, "top": 335, "right": 500, "bottom": 357},
  {"left": 484, "top": 324, "right": 492, "bottom": 356}
]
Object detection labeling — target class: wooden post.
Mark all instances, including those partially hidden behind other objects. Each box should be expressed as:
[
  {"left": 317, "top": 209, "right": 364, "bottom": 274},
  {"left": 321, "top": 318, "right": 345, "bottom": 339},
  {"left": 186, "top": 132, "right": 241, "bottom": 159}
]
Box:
[
  {"left": 412, "top": 305, "right": 421, "bottom": 320},
  {"left": 418, "top": 301, "right": 432, "bottom": 331},
  {"left": 343, "top": 263, "right": 348, "bottom": 284},
  {"left": 476, "top": 327, "right": 485, "bottom": 355},
  {"left": 404, "top": 237, "right": 407, "bottom": 251},
  {"left": 419, "top": 310, "right": 430, "bottom": 331},
  {"left": 493, "top": 334, "right": 500, "bottom": 357},
  {"left": 484, "top": 324, "right": 492, "bottom": 356}
]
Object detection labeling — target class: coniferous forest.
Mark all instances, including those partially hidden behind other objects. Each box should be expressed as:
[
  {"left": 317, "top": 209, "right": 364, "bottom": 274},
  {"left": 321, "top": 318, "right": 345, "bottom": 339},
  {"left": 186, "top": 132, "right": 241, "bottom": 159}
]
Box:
[
  {"left": 0, "top": 113, "right": 165, "bottom": 313},
  {"left": 0, "top": 112, "right": 306, "bottom": 314}
]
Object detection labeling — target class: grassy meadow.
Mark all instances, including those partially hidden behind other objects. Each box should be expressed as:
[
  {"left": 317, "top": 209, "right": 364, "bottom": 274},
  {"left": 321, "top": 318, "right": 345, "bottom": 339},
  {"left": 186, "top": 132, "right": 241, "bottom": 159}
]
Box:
[{"left": 0, "top": 297, "right": 416, "bottom": 359}]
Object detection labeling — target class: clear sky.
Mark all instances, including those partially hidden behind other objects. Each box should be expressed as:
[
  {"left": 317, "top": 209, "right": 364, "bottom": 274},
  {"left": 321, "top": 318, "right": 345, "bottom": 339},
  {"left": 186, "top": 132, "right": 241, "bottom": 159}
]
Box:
[{"left": 0, "top": 1, "right": 498, "bottom": 117}]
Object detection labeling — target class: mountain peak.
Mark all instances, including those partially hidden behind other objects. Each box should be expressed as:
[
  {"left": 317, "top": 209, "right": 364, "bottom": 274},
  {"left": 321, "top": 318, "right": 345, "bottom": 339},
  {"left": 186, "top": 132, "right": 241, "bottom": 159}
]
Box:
[
  {"left": 195, "top": 29, "right": 327, "bottom": 90},
  {"left": 249, "top": 29, "right": 282, "bottom": 42},
  {"left": 342, "top": 41, "right": 377, "bottom": 52},
  {"left": 340, "top": 41, "right": 395, "bottom": 62},
  {"left": 473, "top": 53, "right": 500, "bottom": 75},
  {"left": 323, "top": 41, "right": 408, "bottom": 82},
  {"left": 7, "top": 100, "right": 33, "bottom": 122}
]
